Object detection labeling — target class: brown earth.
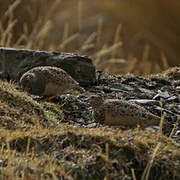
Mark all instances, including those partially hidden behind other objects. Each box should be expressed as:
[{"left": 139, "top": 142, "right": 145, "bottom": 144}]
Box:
[{"left": 0, "top": 73, "right": 179, "bottom": 179}]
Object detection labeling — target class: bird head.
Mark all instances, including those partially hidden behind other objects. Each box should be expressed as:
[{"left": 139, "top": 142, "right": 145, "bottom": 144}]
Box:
[
  {"left": 20, "top": 72, "right": 45, "bottom": 96},
  {"left": 87, "top": 94, "right": 104, "bottom": 108}
]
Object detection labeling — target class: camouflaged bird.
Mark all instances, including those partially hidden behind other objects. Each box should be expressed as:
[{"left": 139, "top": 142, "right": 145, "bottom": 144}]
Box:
[
  {"left": 88, "top": 95, "right": 160, "bottom": 128},
  {"left": 20, "top": 66, "right": 83, "bottom": 97}
]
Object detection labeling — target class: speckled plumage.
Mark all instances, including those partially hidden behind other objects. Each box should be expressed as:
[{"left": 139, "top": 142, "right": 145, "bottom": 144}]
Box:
[
  {"left": 88, "top": 95, "right": 160, "bottom": 128},
  {"left": 20, "top": 66, "right": 80, "bottom": 96},
  {"left": 163, "top": 67, "right": 180, "bottom": 80}
]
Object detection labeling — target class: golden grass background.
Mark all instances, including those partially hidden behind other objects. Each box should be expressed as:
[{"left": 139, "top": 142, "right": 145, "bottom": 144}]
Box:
[{"left": 0, "top": 0, "right": 180, "bottom": 74}]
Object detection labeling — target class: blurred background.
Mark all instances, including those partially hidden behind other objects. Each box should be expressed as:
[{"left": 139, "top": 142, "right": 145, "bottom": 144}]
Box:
[{"left": 0, "top": 0, "right": 180, "bottom": 74}]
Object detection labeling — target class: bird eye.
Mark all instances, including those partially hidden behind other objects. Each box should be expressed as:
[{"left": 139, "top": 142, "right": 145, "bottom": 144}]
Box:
[{"left": 91, "top": 95, "right": 98, "bottom": 99}]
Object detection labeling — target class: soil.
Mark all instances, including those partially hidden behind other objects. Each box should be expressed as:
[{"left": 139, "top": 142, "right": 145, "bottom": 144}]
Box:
[{"left": 0, "top": 68, "right": 179, "bottom": 179}]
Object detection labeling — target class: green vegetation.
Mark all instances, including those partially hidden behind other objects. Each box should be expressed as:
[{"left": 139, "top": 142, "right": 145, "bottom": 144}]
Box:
[{"left": 41, "top": 101, "right": 64, "bottom": 124}]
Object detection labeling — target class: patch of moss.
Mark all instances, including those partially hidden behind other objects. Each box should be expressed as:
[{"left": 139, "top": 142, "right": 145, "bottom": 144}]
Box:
[
  {"left": 67, "top": 89, "right": 81, "bottom": 96},
  {"left": 41, "top": 102, "right": 64, "bottom": 123}
]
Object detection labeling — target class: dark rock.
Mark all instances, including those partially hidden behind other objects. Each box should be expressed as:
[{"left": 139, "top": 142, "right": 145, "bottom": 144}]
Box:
[
  {"left": 138, "top": 87, "right": 154, "bottom": 94},
  {"left": 129, "top": 99, "right": 160, "bottom": 106},
  {"left": 0, "top": 71, "right": 10, "bottom": 81},
  {"left": 166, "top": 96, "right": 179, "bottom": 102},
  {"left": 153, "top": 90, "right": 170, "bottom": 100},
  {"left": 154, "top": 106, "right": 179, "bottom": 117},
  {"left": 0, "top": 47, "right": 96, "bottom": 86},
  {"left": 55, "top": 94, "right": 94, "bottom": 126}
]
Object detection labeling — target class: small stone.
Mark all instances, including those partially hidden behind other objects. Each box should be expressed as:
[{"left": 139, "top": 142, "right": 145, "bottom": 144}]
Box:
[
  {"left": 176, "top": 86, "right": 180, "bottom": 91},
  {"left": 85, "top": 123, "right": 97, "bottom": 128},
  {"left": 129, "top": 99, "right": 160, "bottom": 106},
  {"left": 153, "top": 90, "right": 170, "bottom": 100}
]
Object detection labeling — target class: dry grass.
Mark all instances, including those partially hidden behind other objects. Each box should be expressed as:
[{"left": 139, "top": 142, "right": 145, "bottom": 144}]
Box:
[
  {"left": 1, "top": 0, "right": 179, "bottom": 75},
  {"left": 0, "top": 1, "right": 180, "bottom": 179},
  {"left": 0, "top": 80, "right": 179, "bottom": 179}
]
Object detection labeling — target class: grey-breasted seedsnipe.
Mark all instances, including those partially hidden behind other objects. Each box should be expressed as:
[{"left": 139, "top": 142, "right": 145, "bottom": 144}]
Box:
[
  {"left": 20, "top": 66, "right": 82, "bottom": 96},
  {"left": 88, "top": 95, "right": 160, "bottom": 128}
]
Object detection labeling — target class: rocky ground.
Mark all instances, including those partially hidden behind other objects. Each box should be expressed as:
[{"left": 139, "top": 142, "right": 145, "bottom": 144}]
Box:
[
  {"left": 0, "top": 67, "right": 179, "bottom": 179},
  {"left": 50, "top": 68, "right": 180, "bottom": 137}
]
